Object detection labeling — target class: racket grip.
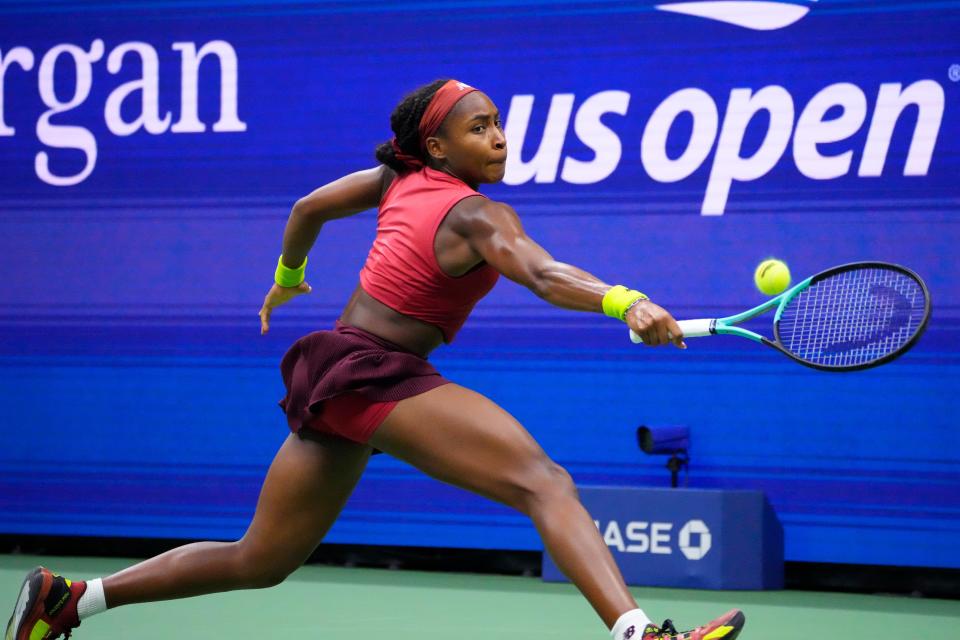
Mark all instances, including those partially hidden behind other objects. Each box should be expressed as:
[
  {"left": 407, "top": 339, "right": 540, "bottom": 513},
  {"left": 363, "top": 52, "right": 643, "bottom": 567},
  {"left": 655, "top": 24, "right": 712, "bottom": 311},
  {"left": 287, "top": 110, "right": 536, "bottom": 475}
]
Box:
[{"left": 629, "top": 319, "right": 714, "bottom": 344}]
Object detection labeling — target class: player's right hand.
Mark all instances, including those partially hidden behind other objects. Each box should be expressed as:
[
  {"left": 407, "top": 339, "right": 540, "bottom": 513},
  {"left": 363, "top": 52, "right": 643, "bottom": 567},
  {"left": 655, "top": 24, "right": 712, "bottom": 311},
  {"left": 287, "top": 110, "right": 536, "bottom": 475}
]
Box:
[
  {"left": 259, "top": 282, "right": 312, "bottom": 335},
  {"left": 627, "top": 299, "right": 687, "bottom": 349}
]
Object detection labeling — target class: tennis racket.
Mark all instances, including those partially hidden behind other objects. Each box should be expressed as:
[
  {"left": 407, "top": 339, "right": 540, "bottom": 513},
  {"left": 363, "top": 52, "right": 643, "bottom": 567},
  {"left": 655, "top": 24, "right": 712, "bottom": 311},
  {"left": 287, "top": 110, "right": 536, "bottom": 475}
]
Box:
[{"left": 629, "top": 261, "right": 931, "bottom": 371}]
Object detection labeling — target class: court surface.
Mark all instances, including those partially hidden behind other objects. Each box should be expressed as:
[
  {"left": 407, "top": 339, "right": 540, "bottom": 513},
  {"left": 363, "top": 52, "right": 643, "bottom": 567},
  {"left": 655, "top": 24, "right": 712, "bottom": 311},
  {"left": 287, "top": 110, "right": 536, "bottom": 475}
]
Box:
[{"left": 2, "top": 554, "right": 957, "bottom": 638}]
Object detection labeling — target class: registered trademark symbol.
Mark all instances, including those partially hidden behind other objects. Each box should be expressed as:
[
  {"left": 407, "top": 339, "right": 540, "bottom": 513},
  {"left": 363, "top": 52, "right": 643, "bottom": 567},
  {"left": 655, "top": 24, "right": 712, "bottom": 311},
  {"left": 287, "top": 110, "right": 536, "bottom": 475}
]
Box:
[{"left": 949, "top": 64, "right": 960, "bottom": 82}]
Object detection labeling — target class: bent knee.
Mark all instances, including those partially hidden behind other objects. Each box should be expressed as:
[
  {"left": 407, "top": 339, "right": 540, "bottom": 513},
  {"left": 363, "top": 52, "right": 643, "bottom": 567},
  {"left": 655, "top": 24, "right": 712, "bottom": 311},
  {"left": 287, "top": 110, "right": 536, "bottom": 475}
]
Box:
[
  {"left": 232, "top": 540, "right": 300, "bottom": 589},
  {"left": 246, "top": 567, "right": 290, "bottom": 590},
  {"left": 510, "top": 458, "right": 579, "bottom": 513}
]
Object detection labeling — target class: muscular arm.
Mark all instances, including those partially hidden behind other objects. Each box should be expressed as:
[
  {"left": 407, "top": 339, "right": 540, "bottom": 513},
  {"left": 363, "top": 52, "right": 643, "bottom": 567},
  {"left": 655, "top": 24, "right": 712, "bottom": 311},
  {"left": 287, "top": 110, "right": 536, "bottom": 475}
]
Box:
[
  {"left": 279, "top": 165, "right": 394, "bottom": 267},
  {"left": 448, "top": 197, "right": 685, "bottom": 347},
  {"left": 449, "top": 198, "right": 609, "bottom": 312}
]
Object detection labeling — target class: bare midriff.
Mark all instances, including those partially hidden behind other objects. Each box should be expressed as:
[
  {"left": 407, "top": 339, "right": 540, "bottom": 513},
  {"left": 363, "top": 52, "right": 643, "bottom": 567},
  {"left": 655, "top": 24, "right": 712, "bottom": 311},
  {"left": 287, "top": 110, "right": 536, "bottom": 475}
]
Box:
[{"left": 339, "top": 285, "right": 445, "bottom": 358}]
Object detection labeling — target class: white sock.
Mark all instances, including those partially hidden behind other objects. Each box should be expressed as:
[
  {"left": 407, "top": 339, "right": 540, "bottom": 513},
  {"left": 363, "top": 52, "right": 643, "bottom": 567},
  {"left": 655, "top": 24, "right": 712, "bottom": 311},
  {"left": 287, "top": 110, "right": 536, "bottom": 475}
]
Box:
[
  {"left": 76, "top": 578, "right": 107, "bottom": 620},
  {"left": 610, "top": 609, "right": 653, "bottom": 640}
]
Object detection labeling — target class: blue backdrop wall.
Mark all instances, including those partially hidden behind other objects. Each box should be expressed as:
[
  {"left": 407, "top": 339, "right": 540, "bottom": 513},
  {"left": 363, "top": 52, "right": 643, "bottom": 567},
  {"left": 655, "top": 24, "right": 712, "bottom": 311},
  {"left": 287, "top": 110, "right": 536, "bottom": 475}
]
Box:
[{"left": 1, "top": 0, "right": 958, "bottom": 569}]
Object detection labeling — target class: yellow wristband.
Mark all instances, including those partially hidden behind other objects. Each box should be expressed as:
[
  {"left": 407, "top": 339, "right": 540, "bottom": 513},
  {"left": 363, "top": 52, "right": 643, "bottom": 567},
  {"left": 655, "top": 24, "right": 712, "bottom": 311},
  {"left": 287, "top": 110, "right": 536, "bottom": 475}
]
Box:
[
  {"left": 275, "top": 255, "right": 307, "bottom": 287},
  {"left": 602, "top": 285, "right": 648, "bottom": 321}
]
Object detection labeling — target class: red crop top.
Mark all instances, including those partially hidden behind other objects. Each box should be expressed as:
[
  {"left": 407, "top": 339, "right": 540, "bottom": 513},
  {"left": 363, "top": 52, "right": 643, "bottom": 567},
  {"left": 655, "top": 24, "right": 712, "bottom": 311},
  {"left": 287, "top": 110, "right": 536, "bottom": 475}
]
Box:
[{"left": 358, "top": 167, "right": 500, "bottom": 343}]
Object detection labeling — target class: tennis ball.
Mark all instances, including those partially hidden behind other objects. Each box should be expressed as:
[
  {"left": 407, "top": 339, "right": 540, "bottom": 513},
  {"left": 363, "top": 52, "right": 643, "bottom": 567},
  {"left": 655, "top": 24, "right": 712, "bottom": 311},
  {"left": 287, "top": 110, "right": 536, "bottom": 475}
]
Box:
[{"left": 754, "top": 259, "right": 791, "bottom": 295}]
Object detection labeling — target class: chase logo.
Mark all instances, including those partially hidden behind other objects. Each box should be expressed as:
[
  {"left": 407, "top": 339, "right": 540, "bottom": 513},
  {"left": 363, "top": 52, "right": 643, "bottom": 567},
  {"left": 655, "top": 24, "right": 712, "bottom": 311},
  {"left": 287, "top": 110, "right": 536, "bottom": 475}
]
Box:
[
  {"left": 656, "top": 0, "right": 817, "bottom": 30},
  {"left": 678, "top": 519, "right": 712, "bottom": 560},
  {"left": 595, "top": 518, "right": 713, "bottom": 560}
]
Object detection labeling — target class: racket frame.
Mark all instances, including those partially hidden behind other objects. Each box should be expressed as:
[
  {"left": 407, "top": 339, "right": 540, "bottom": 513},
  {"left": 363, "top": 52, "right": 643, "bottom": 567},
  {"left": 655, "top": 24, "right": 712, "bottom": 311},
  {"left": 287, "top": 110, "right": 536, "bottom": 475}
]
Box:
[
  {"left": 634, "top": 261, "right": 931, "bottom": 372},
  {"left": 766, "top": 261, "right": 931, "bottom": 371}
]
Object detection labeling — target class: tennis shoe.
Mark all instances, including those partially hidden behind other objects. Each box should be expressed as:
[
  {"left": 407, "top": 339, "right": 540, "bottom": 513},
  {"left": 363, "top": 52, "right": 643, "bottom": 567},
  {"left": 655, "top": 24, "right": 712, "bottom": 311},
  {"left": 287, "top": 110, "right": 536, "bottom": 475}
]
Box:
[
  {"left": 639, "top": 609, "right": 745, "bottom": 640},
  {"left": 5, "top": 567, "right": 85, "bottom": 640}
]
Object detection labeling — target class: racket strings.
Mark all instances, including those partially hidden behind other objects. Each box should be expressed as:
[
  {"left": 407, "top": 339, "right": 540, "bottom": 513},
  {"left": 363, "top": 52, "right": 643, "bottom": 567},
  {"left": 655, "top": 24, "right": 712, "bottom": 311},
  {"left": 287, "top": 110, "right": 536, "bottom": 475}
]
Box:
[{"left": 777, "top": 267, "right": 926, "bottom": 367}]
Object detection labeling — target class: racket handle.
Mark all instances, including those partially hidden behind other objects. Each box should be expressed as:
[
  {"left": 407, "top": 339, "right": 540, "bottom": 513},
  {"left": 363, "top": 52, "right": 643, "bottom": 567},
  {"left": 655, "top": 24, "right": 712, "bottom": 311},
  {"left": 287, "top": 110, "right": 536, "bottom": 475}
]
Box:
[{"left": 629, "top": 319, "right": 714, "bottom": 344}]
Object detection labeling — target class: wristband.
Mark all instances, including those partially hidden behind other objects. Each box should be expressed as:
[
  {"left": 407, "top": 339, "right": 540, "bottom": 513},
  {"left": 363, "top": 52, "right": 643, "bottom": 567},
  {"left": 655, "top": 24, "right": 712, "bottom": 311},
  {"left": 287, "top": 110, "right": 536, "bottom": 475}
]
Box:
[
  {"left": 275, "top": 255, "right": 307, "bottom": 287},
  {"left": 602, "top": 285, "right": 649, "bottom": 321}
]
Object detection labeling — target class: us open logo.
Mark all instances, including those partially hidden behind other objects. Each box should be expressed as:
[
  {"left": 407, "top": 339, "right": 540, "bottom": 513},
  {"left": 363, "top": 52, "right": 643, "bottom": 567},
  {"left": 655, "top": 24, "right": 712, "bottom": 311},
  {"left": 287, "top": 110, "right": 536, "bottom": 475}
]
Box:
[{"left": 656, "top": 0, "right": 818, "bottom": 30}]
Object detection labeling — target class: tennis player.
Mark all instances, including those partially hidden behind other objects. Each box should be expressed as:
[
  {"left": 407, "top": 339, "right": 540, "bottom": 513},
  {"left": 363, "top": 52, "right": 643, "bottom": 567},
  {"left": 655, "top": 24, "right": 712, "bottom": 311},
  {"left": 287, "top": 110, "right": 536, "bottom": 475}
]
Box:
[{"left": 6, "top": 79, "right": 745, "bottom": 640}]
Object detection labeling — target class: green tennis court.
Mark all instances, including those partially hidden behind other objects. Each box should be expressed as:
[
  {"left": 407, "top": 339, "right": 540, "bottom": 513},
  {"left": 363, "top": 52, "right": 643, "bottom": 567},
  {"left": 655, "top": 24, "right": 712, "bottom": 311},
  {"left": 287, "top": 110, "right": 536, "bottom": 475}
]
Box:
[{"left": 3, "top": 554, "right": 957, "bottom": 638}]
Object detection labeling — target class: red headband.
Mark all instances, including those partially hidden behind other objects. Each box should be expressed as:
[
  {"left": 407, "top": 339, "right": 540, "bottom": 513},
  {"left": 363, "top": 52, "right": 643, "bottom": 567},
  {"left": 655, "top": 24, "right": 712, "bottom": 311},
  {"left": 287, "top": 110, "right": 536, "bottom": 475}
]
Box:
[
  {"left": 417, "top": 80, "right": 479, "bottom": 148},
  {"left": 391, "top": 80, "right": 479, "bottom": 171}
]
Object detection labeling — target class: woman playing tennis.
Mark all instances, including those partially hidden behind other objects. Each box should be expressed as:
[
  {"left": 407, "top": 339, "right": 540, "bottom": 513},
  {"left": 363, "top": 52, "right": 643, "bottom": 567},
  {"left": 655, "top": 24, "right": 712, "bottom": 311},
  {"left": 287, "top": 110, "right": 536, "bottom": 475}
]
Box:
[{"left": 7, "top": 79, "right": 745, "bottom": 640}]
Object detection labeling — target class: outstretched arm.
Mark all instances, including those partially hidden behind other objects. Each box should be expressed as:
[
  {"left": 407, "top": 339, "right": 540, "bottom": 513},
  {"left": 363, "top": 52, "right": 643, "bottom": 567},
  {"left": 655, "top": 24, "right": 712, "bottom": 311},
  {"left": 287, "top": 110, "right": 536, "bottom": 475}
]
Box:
[
  {"left": 260, "top": 165, "right": 395, "bottom": 334},
  {"left": 448, "top": 198, "right": 685, "bottom": 348}
]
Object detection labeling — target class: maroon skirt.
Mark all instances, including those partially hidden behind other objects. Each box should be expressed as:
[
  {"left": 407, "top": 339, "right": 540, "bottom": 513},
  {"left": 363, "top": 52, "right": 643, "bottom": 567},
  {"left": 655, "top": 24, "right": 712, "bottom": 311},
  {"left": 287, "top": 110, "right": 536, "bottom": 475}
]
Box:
[{"left": 278, "top": 321, "right": 450, "bottom": 442}]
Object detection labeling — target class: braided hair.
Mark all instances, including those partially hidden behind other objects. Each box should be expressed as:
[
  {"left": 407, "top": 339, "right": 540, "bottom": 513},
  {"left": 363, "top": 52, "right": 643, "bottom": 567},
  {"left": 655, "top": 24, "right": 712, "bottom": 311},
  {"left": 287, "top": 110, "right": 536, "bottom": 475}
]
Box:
[{"left": 374, "top": 79, "right": 450, "bottom": 173}]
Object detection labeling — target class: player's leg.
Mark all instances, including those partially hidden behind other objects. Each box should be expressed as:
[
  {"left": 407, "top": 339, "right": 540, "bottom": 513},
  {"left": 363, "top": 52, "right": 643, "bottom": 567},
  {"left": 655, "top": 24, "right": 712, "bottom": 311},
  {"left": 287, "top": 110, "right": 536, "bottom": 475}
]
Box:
[
  {"left": 369, "top": 383, "right": 745, "bottom": 640},
  {"left": 368, "top": 383, "right": 635, "bottom": 627},
  {"left": 104, "top": 431, "right": 371, "bottom": 605},
  {"left": 5, "top": 432, "right": 371, "bottom": 640}
]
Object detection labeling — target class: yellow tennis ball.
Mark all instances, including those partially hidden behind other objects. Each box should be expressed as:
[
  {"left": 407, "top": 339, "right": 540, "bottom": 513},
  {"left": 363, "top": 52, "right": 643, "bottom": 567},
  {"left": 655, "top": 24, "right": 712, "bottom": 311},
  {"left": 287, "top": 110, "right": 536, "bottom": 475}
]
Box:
[{"left": 754, "top": 259, "right": 791, "bottom": 295}]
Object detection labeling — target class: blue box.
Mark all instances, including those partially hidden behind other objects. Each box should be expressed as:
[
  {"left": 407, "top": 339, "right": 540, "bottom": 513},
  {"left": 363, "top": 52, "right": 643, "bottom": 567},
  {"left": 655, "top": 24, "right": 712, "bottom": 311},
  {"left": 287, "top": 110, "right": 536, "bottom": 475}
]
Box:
[{"left": 542, "top": 486, "right": 783, "bottom": 590}]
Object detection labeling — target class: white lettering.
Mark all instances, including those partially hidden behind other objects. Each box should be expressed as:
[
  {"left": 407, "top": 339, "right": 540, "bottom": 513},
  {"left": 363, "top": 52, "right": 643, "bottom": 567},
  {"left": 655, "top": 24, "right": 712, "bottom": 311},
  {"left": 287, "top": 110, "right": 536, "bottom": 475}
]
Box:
[
  {"left": 858, "top": 80, "right": 944, "bottom": 177},
  {"left": 704, "top": 85, "right": 794, "bottom": 215},
  {"left": 602, "top": 520, "right": 625, "bottom": 552},
  {"left": 503, "top": 94, "right": 574, "bottom": 185},
  {"left": 35, "top": 39, "right": 104, "bottom": 187},
  {"left": 793, "top": 83, "right": 867, "bottom": 179},
  {"left": 5, "top": 38, "right": 247, "bottom": 186},
  {"left": 625, "top": 521, "right": 649, "bottom": 553},
  {"left": 4, "top": 43, "right": 946, "bottom": 201},
  {"left": 0, "top": 46, "right": 35, "bottom": 136},
  {"left": 599, "top": 520, "right": 675, "bottom": 554},
  {"left": 104, "top": 42, "right": 172, "bottom": 136},
  {"left": 642, "top": 88, "right": 719, "bottom": 183},
  {"left": 650, "top": 522, "right": 673, "bottom": 554},
  {"left": 560, "top": 90, "right": 630, "bottom": 184},
  {"left": 171, "top": 40, "right": 247, "bottom": 133}
]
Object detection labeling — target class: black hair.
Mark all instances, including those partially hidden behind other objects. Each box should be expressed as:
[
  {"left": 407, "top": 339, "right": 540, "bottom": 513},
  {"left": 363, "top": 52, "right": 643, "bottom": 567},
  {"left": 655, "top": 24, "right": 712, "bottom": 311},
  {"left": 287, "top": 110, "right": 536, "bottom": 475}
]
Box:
[{"left": 374, "top": 78, "right": 450, "bottom": 173}]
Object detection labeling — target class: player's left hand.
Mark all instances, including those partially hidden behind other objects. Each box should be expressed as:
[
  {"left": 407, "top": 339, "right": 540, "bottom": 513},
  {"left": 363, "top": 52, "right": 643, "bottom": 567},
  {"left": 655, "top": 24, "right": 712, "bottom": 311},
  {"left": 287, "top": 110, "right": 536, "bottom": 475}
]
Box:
[
  {"left": 627, "top": 299, "right": 687, "bottom": 348},
  {"left": 259, "top": 281, "right": 312, "bottom": 335}
]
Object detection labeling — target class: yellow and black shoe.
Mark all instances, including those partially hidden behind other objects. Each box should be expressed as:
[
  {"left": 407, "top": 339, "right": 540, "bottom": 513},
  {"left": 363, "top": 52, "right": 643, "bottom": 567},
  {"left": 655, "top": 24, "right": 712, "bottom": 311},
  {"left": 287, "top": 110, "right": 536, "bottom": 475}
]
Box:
[
  {"left": 640, "top": 609, "right": 745, "bottom": 640},
  {"left": 5, "top": 567, "right": 85, "bottom": 640}
]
